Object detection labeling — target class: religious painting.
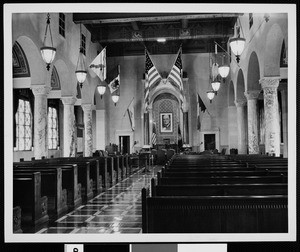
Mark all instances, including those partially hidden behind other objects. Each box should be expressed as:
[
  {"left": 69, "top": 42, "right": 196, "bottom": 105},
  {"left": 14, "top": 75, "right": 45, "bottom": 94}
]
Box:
[{"left": 160, "top": 112, "right": 173, "bottom": 133}]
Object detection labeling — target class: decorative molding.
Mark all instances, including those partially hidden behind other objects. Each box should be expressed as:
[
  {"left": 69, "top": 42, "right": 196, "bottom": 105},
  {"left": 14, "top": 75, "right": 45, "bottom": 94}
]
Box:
[
  {"left": 61, "top": 96, "right": 77, "bottom": 105},
  {"left": 234, "top": 100, "right": 247, "bottom": 107},
  {"left": 244, "top": 90, "right": 261, "bottom": 100},
  {"left": 50, "top": 66, "right": 61, "bottom": 90},
  {"left": 259, "top": 77, "right": 280, "bottom": 90},
  {"left": 31, "top": 85, "right": 51, "bottom": 96},
  {"left": 81, "top": 103, "right": 93, "bottom": 112},
  {"left": 13, "top": 41, "right": 30, "bottom": 78}
]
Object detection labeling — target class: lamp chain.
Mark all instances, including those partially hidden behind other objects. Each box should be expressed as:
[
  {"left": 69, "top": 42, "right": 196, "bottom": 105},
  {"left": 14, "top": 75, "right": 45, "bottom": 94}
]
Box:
[{"left": 43, "top": 13, "right": 54, "bottom": 47}]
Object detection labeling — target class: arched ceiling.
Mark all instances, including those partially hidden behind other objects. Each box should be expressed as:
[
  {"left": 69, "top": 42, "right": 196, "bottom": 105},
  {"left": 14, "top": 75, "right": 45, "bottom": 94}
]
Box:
[{"left": 73, "top": 13, "right": 241, "bottom": 56}]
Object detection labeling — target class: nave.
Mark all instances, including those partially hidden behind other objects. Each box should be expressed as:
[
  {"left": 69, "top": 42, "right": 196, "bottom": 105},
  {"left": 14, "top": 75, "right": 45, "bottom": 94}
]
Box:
[{"left": 36, "top": 165, "right": 161, "bottom": 234}]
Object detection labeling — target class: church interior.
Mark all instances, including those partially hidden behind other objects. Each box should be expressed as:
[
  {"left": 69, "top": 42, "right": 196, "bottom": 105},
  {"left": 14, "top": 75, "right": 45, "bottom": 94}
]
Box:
[{"left": 6, "top": 4, "right": 296, "bottom": 242}]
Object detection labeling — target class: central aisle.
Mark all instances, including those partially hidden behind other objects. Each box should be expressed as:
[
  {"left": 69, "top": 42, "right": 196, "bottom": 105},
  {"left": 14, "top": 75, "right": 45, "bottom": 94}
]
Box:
[{"left": 37, "top": 165, "right": 162, "bottom": 234}]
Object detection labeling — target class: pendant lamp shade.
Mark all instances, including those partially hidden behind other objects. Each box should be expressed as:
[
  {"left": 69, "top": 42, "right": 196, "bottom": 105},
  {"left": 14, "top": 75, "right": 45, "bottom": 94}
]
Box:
[
  {"left": 229, "top": 37, "right": 246, "bottom": 62},
  {"left": 211, "top": 80, "right": 221, "bottom": 93},
  {"left": 218, "top": 65, "right": 230, "bottom": 78},
  {"left": 41, "top": 47, "right": 56, "bottom": 68},
  {"left": 112, "top": 94, "right": 120, "bottom": 105},
  {"left": 207, "top": 90, "right": 215, "bottom": 103},
  {"left": 97, "top": 84, "right": 106, "bottom": 98}
]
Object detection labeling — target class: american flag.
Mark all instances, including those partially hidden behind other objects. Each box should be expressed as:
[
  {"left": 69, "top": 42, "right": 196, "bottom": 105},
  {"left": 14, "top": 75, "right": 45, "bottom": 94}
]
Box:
[
  {"left": 167, "top": 47, "right": 184, "bottom": 105},
  {"left": 145, "top": 50, "right": 161, "bottom": 110},
  {"left": 151, "top": 122, "right": 157, "bottom": 146}
]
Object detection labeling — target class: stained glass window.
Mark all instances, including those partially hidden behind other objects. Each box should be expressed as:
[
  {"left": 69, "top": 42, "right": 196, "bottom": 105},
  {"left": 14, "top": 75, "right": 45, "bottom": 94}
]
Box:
[
  {"left": 48, "top": 106, "right": 59, "bottom": 149},
  {"left": 15, "top": 99, "right": 32, "bottom": 151}
]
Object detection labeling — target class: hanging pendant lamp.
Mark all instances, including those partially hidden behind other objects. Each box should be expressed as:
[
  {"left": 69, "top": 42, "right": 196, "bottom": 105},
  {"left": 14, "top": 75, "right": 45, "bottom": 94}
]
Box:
[
  {"left": 40, "top": 13, "right": 56, "bottom": 71},
  {"left": 207, "top": 90, "right": 215, "bottom": 103},
  {"left": 75, "top": 23, "right": 87, "bottom": 88}
]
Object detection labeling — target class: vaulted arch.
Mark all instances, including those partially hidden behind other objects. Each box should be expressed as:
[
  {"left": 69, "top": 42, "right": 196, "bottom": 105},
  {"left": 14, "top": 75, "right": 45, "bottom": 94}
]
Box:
[
  {"left": 15, "top": 36, "right": 46, "bottom": 86},
  {"left": 236, "top": 69, "right": 246, "bottom": 102},
  {"left": 247, "top": 51, "right": 260, "bottom": 91}
]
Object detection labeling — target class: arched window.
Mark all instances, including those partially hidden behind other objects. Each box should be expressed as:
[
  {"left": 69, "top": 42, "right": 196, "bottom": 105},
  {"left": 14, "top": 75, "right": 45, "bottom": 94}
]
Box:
[
  {"left": 15, "top": 98, "right": 32, "bottom": 151},
  {"left": 48, "top": 106, "right": 59, "bottom": 150}
]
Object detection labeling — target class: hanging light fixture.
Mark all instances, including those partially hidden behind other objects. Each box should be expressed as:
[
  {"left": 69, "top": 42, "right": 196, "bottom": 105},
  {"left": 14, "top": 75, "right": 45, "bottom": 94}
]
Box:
[
  {"left": 218, "top": 54, "right": 230, "bottom": 82},
  {"left": 229, "top": 17, "right": 245, "bottom": 63},
  {"left": 112, "top": 94, "right": 120, "bottom": 105},
  {"left": 211, "top": 79, "right": 221, "bottom": 95},
  {"left": 206, "top": 90, "right": 215, "bottom": 103},
  {"left": 75, "top": 23, "right": 87, "bottom": 88},
  {"left": 97, "top": 83, "right": 106, "bottom": 98},
  {"left": 40, "top": 13, "right": 56, "bottom": 71}
]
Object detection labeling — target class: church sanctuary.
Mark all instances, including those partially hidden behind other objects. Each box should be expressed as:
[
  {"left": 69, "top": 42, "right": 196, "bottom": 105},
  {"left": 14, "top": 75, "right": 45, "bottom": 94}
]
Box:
[{"left": 6, "top": 4, "right": 296, "bottom": 240}]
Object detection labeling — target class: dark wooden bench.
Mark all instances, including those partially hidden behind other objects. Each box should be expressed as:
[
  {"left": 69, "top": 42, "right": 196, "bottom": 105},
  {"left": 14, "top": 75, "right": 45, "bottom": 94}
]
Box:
[
  {"left": 152, "top": 183, "right": 288, "bottom": 197},
  {"left": 157, "top": 175, "right": 287, "bottom": 185},
  {"left": 106, "top": 156, "right": 116, "bottom": 187},
  {"left": 36, "top": 160, "right": 93, "bottom": 202},
  {"left": 162, "top": 169, "right": 288, "bottom": 178},
  {"left": 13, "top": 206, "right": 22, "bottom": 233},
  {"left": 14, "top": 167, "right": 68, "bottom": 217},
  {"left": 51, "top": 157, "right": 102, "bottom": 195},
  {"left": 142, "top": 190, "right": 288, "bottom": 233},
  {"left": 16, "top": 158, "right": 93, "bottom": 202},
  {"left": 13, "top": 172, "right": 49, "bottom": 226},
  {"left": 14, "top": 162, "right": 82, "bottom": 210}
]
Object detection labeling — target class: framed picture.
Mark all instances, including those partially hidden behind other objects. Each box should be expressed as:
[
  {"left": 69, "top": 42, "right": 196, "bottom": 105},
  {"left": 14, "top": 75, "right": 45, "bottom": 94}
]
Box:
[{"left": 160, "top": 113, "right": 173, "bottom": 132}]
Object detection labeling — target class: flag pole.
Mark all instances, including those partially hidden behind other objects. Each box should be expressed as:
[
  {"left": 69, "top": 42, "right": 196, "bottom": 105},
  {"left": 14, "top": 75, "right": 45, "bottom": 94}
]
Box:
[{"left": 123, "top": 96, "right": 134, "bottom": 117}]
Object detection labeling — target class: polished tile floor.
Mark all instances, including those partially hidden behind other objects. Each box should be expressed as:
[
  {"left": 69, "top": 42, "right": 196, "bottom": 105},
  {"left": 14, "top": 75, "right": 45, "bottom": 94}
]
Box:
[{"left": 36, "top": 165, "right": 162, "bottom": 234}]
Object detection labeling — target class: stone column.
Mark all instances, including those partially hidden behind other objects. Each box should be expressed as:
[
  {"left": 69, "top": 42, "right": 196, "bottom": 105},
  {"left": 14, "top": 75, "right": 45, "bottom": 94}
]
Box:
[
  {"left": 280, "top": 89, "right": 288, "bottom": 158},
  {"left": 183, "top": 111, "right": 189, "bottom": 144},
  {"left": 144, "top": 112, "right": 150, "bottom": 145},
  {"left": 244, "top": 90, "right": 260, "bottom": 154},
  {"left": 31, "top": 85, "right": 51, "bottom": 159},
  {"left": 82, "top": 104, "right": 93, "bottom": 157},
  {"left": 61, "top": 96, "right": 77, "bottom": 157},
  {"left": 235, "top": 101, "right": 247, "bottom": 154},
  {"left": 260, "top": 77, "right": 281, "bottom": 156}
]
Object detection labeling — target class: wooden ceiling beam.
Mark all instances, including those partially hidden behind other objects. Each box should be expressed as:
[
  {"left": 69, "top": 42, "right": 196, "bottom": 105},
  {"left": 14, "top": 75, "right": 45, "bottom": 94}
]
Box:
[{"left": 74, "top": 13, "right": 241, "bottom": 24}]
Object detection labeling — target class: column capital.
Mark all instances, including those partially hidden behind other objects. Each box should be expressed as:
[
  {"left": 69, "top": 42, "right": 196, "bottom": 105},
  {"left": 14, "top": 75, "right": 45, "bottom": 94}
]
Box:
[
  {"left": 244, "top": 90, "right": 261, "bottom": 100},
  {"left": 61, "top": 96, "right": 77, "bottom": 105},
  {"left": 81, "top": 103, "right": 93, "bottom": 112},
  {"left": 259, "top": 77, "right": 280, "bottom": 89},
  {"left": 235, "top": 100, "right": 247, "bottom": 107},
  {"left": 31, "top": 85, "right": 51, "bottom": 96}
]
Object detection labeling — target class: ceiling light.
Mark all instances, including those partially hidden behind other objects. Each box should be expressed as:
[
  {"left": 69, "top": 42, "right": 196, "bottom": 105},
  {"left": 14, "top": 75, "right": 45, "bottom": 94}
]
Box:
[{"left": 157, "top": 38, "right": 166, "bottom": 43}]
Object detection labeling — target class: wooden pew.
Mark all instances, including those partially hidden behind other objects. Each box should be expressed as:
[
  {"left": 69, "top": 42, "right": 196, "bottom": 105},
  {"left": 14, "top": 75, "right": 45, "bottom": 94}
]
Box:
[
  {"left": 158, "top": 175, "right": 287, "bottom": 185},
  {"left": 13, "top": 206, "right": 22, "bottom": 233},
  {"left": 106, "top": 156, "right": 116, "bottom": 187},
  {"left": 16, "top": 158, "right": 93, "bottom": 202},
  {"left": 14, "top": 163, "right": 82, "bottom": 210},
  {"left": 162, "top": 170, "right": 288, "bottom": 178},
  {"left": 96, "top": 156, "right": 108, "bottom": 190},
  {"left": 142, "top": 192, "right": 288, "bottom": 233},
  {"left": 152, "top": 183, "right": 288, "bottom": 197},
  {"left": 13, "top": 172, "right": 49, "bottom": 226},
  {"left": 14, "top": 167, "right": 68, "bottom": 217},
  {"left": 50, "top": 157, "right": 102, "bottom": 195}
]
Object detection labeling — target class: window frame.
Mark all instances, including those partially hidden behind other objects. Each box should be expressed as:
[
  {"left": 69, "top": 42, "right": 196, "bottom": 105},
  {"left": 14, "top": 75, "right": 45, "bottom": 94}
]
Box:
[
  {"left": 47, "top": 105, "right": 59, "bottom": 150},
  {"left": 59, "top": 13, "right": 66, "bottom": 38},
  {"left": 14, "top": 98, "right": 33, "bottom": 151}
]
